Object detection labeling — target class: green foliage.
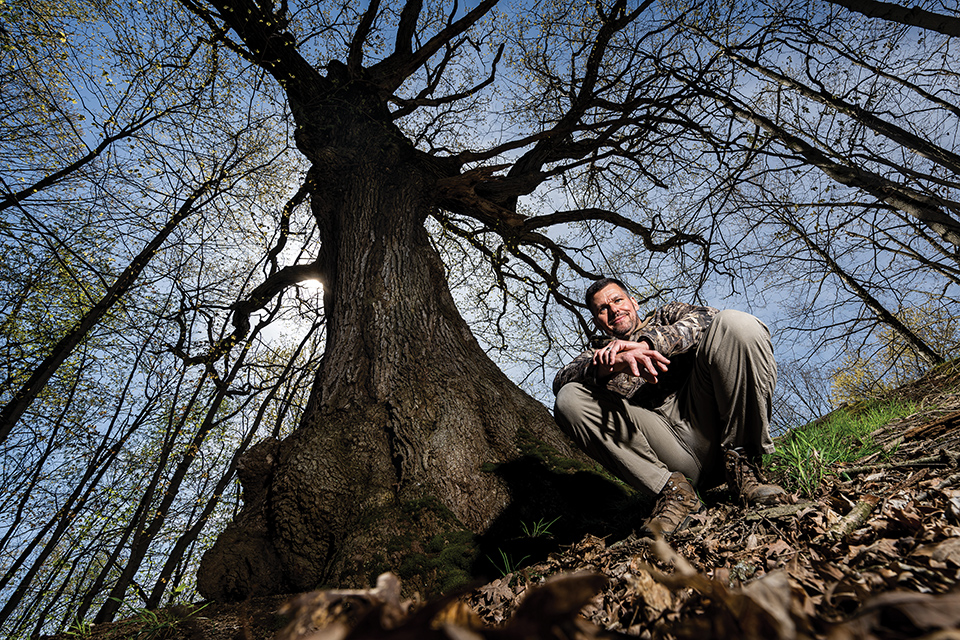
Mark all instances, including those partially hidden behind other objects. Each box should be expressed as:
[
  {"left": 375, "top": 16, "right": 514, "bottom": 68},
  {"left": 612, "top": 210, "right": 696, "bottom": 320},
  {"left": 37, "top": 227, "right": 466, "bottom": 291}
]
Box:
[
  {"left": 72, "top": 598, "right": 211, "bottom": 640},
  {"left": 520, "top": 515, "right": 560, "bottom": 539},
  {"left": 831, "top": 302, "right": 959, "bottom": 406},
  {"left": 64, "top": 617, "right": 94, "bottom": 639},
  {"left": 485, "top": 516, "right": 561, "bottom": 577},
  {"left": 769, "top": 399, "right": 918, "bottom": 497},
  {"left": 486, "top": 549, "right": 529, "bottom": 577}
]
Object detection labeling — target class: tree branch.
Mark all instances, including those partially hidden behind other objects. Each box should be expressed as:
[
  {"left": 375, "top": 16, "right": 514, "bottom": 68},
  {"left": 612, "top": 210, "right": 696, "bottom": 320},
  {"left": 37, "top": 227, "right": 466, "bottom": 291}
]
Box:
[
  {"left": 174, "top": 262, "right": 324, "bottom": 366},
  {"left": 178, "top": 0, "right": 329, "bottom": 100},
  {"left": 694, "top": 83, "right": 960, "bottom": 248},
  {"left": 349, "top": 0, "right": 382, "bottom": 74},
  {"left": 522, "top": 207, "right": 709, "bottom": 254},
  {"left": 368, "top": 0, "right": 499, "bottom": 94},
  {"left": 0, "top": 176, "right": 222, "bottom": 445},
  {"left": 826, "top": 0, "right": 960, "bottom": 38}
]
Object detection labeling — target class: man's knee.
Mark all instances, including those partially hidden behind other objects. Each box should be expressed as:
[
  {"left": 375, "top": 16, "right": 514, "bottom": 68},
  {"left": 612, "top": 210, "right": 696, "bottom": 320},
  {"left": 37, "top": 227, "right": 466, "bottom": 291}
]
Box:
[
  {"left": 700, "top": 309, "right": 776, "bottom": 388},
  {"left": 705, "top": 310, "right": 774, "bottom": 364},
  {"left": 711, "top": 309, "right": 770, "bottom": 344}
]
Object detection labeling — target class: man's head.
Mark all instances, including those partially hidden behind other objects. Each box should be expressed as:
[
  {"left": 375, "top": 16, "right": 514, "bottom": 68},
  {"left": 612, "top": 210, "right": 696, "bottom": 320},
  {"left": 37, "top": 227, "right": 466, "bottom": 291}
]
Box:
[{"left": 585, "top": 278, "right": 641, "bottom": 338}]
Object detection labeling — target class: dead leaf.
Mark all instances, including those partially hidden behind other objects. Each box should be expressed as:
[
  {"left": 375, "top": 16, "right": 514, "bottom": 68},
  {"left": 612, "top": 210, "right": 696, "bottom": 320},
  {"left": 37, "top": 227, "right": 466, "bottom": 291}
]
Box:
[
  {"left": 477, "top": 576, "right": 514, "bottom": 607},
  {"left": 828, "top": 590, "right": 960, "bottom": 640},
  {"left": 625, "top": 565, "right": 673, "bottom": 617},
  {"left": 913, "top": 538, "right": 960, "bottom": 566}
]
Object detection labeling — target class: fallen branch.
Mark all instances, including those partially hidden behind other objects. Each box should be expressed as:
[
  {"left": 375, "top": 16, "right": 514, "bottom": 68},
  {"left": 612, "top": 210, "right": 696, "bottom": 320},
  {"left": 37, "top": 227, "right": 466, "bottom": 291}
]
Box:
[
  {"left": 915, "top": 470, "right": 960, "bottom": 502},
  {"left": 826, "top": 494, "right": 880, "bottom": 540},
  {"left": 744, "top": 501, "right": 817, "bottom": 522},
  {"left": 840, "top": 450, "right": 959, "bottom": 476},
  {"left": 902, "top": 410, "right": 960, "bottom": 441}
]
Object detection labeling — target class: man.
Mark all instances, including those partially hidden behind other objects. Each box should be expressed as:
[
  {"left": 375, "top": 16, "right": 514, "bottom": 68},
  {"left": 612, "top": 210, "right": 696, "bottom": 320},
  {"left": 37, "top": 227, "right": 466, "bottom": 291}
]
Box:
[{"left": 553, "top": 277, "right": 786, "bottom": 535}]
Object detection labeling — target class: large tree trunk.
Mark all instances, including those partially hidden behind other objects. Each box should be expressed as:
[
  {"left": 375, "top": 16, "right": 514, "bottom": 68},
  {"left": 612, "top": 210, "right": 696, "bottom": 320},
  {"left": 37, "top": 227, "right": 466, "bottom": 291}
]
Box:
[{"left": 196, "top": 81, "right": 584, "bottom": 601}]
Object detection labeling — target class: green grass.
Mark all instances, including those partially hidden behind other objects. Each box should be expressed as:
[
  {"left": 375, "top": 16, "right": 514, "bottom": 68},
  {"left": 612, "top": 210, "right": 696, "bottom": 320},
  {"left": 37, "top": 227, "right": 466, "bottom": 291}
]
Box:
[
  {"left": 768, "top": 399, "right": 918, "bottom": 498},
  {"left": 520, "top": 516, "right": 560, "bottom": 539},
  {"left": 486, "top": 549, "right": 530, "bottom": 576}
]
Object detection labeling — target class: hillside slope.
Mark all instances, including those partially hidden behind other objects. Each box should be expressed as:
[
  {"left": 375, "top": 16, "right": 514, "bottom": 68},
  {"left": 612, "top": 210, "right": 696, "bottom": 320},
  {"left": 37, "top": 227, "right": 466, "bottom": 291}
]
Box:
[{"left": 55, "top": 363, "right": 960, "bottom": 640}]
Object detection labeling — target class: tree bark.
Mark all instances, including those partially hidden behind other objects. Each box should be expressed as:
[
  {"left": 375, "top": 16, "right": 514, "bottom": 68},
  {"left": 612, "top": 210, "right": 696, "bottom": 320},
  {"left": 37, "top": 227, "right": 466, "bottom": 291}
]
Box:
[{"left": 196, "top": 79, "right": 581, "bottom": 600}]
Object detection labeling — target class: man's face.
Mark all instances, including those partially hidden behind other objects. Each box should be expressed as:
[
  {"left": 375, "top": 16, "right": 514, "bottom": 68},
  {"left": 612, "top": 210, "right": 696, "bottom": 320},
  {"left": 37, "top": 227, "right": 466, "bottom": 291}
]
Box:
[{"left": 589, "top": 284, "right": 640, "bottom": 338}]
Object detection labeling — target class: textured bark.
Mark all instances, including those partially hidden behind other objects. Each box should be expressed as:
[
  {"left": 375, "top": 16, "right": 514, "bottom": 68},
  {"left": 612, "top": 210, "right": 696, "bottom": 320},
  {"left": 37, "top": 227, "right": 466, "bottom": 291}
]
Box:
[{"left": 197, "top": 79, "right": 582, "bottom": 600}]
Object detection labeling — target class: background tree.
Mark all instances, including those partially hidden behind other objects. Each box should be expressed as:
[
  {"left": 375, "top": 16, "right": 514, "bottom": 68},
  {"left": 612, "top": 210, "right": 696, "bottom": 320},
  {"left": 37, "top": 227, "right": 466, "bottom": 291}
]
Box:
[
  {"left": 643, "top": 0, "right": 959, "bottom": 405},
  {"left": 0, "top": 0, "right": 327, "bottom": 634}
]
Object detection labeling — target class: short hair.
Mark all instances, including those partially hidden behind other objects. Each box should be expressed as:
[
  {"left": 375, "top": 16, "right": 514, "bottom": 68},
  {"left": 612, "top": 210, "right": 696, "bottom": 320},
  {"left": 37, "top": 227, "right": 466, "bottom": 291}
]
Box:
[{"left": 585, "top": 277, "right": 630, "bottom": 311}]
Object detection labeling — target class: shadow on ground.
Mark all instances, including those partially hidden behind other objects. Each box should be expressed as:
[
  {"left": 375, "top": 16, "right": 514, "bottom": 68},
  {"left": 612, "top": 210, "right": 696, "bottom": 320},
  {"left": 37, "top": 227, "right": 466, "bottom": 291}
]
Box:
[{"left": 473, "top": 455, "right": 652, "bottom": 580}]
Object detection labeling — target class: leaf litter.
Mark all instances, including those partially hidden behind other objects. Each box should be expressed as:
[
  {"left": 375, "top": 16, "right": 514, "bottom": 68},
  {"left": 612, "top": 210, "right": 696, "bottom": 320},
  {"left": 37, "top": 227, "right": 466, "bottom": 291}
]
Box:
[
  {"left": 273, "top": 382, "right": 960, "bottom": 640},
  {"left": 57, "top": 372, "right": 960, "bottom": 640}
]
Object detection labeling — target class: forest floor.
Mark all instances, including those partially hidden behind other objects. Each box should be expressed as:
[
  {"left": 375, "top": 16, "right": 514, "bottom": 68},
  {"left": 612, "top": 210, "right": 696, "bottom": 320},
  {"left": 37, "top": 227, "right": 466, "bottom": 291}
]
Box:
[{"left": 58, "top": 364, "right": 960, "bottom": 640}]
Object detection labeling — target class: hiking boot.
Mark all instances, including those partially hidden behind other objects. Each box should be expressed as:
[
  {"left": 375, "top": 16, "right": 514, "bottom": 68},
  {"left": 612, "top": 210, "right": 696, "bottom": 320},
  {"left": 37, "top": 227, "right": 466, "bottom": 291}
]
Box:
[
  {"left": 641, "top": 471, "right": 705, "bottom": 536},
  {"left": 725, "top": 448, "right": 787, "bottom": 506}
]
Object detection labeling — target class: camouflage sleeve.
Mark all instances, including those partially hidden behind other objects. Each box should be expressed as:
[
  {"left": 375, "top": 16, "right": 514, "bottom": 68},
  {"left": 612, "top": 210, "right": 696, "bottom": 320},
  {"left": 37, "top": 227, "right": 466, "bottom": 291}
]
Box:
[
  {"left": 552, "top": 302, "right": 718, "bottom": 399},
  {"left": 635, "top": 302, "right": 719, "bottom": 357},
  {"left": 552, "top": 346, "right": 644, "bottom": 398},
  {"left": 552, "top": 350, "right": 597, "bottom": 396}
]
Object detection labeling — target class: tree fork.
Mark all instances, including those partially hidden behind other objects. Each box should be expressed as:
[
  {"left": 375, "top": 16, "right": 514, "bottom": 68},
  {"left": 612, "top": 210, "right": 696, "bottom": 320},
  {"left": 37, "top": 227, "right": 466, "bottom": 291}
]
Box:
[{"left": 196, "top": 110, "right": 582, "bottom": 598}]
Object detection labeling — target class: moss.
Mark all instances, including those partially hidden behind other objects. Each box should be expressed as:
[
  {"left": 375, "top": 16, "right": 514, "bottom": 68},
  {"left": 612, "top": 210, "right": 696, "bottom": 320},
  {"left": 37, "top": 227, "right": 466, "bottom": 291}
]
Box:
[
  {"left": 429, "top": 529, "right": 475, "bottom": 555},
  {"left": 358, "top": 496, "right": 479, "bottom": 597},
  {"left": 513, "top": 426, "right": 623, "bottom": 485},
  {"left": 391, "top": 528, "right": 479, "bottom": 596},
  {"left": 385, "top": 531, "right": 415, "bottom": 553},
  {"left": 370, "top": 425, "right": 642, "bottom": 596},
  {"left": 473, "top": 429, "right": 648, "bottom": 580},
  {"left": 481, "top": 426, "right": 623, "bottom": 486},
  {"left": 400, "top": 496, "right": 457, "bottom": 522},
  {"left": 271, "top": 612, "right": 292, "bottom": 632}
]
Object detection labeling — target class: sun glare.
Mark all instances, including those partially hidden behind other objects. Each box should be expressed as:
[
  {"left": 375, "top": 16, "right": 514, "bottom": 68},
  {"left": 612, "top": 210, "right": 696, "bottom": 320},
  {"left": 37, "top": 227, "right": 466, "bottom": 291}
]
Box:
[{"left": 300, "top": 278, "right": 323, "bottom": 290}]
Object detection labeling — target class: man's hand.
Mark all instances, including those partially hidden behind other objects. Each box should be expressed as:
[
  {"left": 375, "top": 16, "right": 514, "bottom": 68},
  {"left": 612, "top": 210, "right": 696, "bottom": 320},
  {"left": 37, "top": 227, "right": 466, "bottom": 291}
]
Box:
[{"left": 592, "top": 339, "right": 670, "bottom": 383}]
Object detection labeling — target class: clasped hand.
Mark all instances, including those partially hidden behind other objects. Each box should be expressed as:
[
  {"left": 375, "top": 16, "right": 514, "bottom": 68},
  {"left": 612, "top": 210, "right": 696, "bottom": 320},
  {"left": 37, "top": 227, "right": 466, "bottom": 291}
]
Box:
[{"left": 592, "top": 339, "right": 670, "bottom": 384}]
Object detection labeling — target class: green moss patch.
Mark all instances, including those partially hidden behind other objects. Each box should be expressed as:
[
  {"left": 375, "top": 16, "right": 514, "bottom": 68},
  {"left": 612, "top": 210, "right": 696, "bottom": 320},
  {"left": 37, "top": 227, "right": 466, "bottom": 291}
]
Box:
[{"left": 368, "top": 497, "right": 479, "bottom": 597}]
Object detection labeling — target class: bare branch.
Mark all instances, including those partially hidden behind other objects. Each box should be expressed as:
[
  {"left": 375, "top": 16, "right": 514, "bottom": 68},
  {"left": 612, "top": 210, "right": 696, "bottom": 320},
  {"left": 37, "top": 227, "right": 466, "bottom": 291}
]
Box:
[
  {"left": 368, "top": 0, "right": 499, "bottom": 94},
  {"left": 0, "top": 175, "right": 223, "bottom": 445},
  {"left": 826, "top": 0, "right": 960, "bottom": 38},
  {"left": 349, "top": 0, "right": 382, "bottom": 74},
  {"left": 692, "top": 82, "right": 960, "bottom": 248},
  {"left": 174, "top": 262, "right": 324, "bottom": 367}
]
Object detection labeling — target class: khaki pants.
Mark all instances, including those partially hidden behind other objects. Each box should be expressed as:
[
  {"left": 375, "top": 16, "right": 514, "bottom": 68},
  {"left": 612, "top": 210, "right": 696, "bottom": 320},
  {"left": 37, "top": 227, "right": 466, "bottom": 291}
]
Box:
[{"left": 554, "top": 310, "right": 776, "bottom": 495}]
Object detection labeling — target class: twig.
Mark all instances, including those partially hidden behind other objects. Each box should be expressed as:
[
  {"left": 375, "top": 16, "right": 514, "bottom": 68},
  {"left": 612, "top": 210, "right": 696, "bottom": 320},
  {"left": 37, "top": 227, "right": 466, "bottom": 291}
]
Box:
[
  {"left": 841, "top": 450, "right": 959, "bottom": 476},
  {"left": 744, "top": 500, "right": 817, "bottom": 522},
  {"left": 915, "top": 471, "right": 960, "bottom": 502},
  {"left": 827, "top": 494, "right": 881, "bottom": 540}
]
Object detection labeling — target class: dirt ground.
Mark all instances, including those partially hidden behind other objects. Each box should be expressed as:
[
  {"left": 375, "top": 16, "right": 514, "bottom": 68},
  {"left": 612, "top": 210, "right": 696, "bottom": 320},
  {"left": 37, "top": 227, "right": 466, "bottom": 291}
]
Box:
[{"left": 57, "top": 365, "right": 960, "bottom": 640}]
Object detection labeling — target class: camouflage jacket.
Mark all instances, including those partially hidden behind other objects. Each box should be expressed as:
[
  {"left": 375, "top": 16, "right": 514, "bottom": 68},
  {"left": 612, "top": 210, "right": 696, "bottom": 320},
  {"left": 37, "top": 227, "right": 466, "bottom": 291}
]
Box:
[{"left": 552, "top": 302, "right": 719, "bottom": 408}]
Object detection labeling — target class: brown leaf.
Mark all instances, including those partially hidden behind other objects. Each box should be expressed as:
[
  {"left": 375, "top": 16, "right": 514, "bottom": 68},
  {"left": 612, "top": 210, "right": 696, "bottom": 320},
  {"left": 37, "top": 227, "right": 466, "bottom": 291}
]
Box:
[
  {"left": 765, "top": 538, "right": 795, "bottom": 560},
  {"left": 624, "top": 565, "right": 674, "bottom": 618},
  {"left": 509, "top": 572, "right": 608, "bottom": 622},
  {"left": 913, "top": 537, "right": 960, "bottom": 566},
  {"left": 848, "top": 537, "right": 900, "bottom": 566},
  {"left": 828, "top": 590, "right": 960, "bottom": 640},
  {"left": 277, "top": 572, "right": 412, "bottom": 640},
  {"left": 477, "top": 576, "right": 514, "bottom": 607}
]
